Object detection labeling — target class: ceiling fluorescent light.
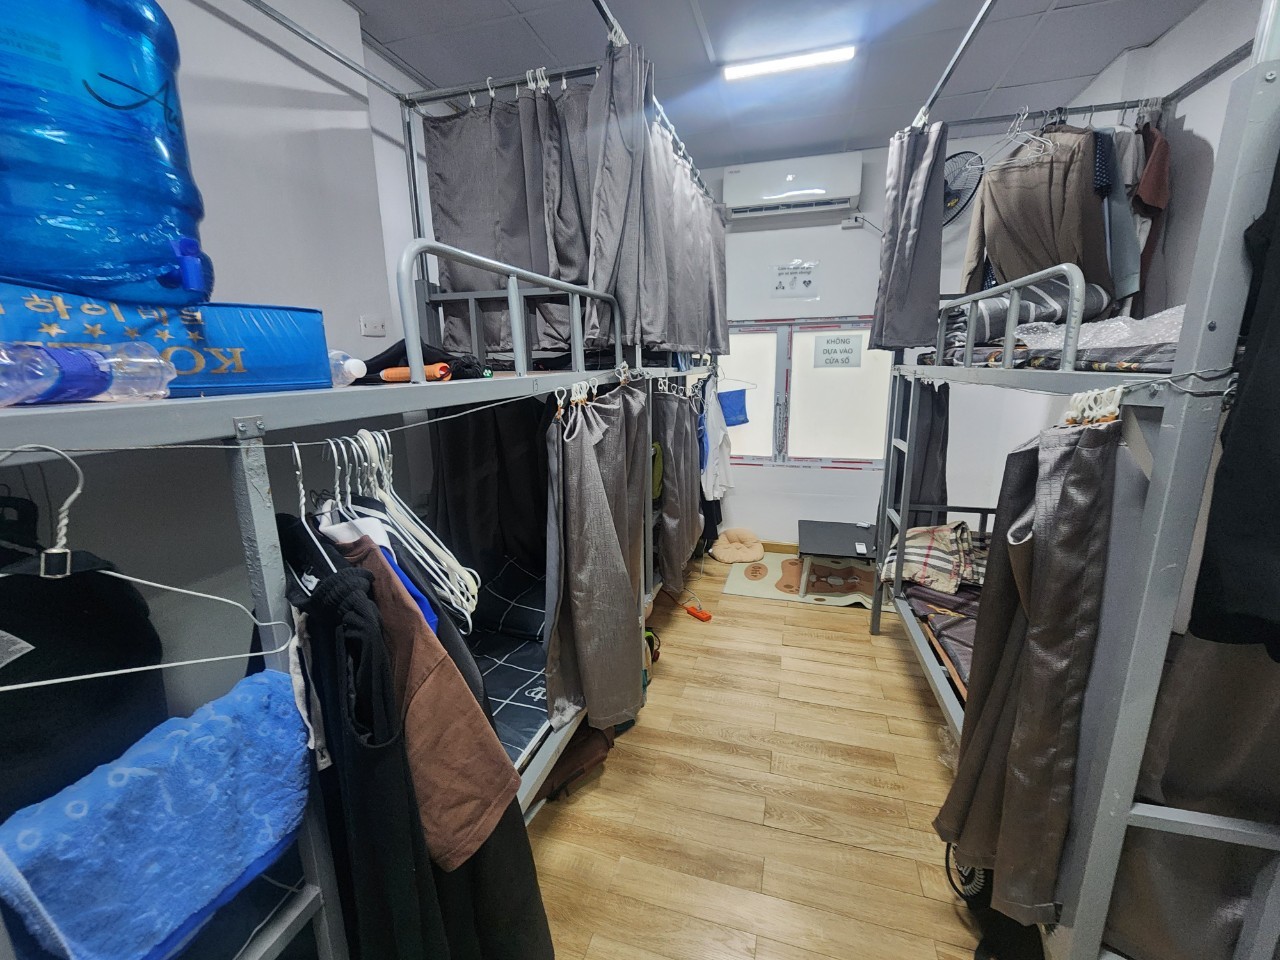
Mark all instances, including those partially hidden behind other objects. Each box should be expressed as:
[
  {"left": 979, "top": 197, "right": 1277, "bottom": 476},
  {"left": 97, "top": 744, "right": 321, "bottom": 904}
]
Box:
[{"left": 724, "top": 45, "right": 856, "bottom": 81}]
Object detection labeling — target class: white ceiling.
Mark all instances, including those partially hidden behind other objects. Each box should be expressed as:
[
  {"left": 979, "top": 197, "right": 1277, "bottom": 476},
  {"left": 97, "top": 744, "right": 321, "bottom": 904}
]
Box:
[{"left": 354, "top": 0, "right": 1204, "bottom": 168}]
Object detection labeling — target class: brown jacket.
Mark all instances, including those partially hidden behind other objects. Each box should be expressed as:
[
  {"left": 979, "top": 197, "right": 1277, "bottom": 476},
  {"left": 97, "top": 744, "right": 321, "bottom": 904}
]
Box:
[
  {"left": 335, "top": 536, "right": 519, "bottom": 871},
  {"left": 962, "top": 127, "right": 1114, "bottom": 296}
]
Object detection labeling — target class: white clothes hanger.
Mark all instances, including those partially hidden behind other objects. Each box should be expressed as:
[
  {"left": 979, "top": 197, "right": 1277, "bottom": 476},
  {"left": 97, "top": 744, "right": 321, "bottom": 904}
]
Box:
[
  {"left": 967, "top": 106, "right": 1055, "bottom": 171},
  {"left": 0, "top": 444, "right": 296, "bottom": 694}
]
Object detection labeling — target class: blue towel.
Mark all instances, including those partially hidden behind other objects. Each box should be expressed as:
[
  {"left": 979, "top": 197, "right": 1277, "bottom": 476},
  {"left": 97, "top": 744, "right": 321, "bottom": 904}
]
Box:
[
  {"left": 0, "top": 671, "right": 309, "bottom": 960},
  {"left": 718, "top": 388, "right": 749, "bottom": 427}
]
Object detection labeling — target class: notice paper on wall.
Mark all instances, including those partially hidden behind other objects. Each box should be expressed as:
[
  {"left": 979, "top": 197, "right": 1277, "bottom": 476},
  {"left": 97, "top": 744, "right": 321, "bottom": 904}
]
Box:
[
  {"left": 813, "top": 333, "right": 862, "bottom": 368},
  {"left": 771, "top": 260, "right": 821, "bottom": 299}
]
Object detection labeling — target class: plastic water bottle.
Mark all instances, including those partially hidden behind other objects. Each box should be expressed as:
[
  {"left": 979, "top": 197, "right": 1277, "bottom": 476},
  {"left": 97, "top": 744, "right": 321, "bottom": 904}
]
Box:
[
  {"left": 0, "top": 345, "right": 59, "bottom": 407},
  {"left": 329, "top": 350, "right": 367, "bottom": 387},
  {"left": 0, "top": 342, "right": 176, "bottom": 404},
  {"left": 0, "top": 0, "right": 214, "bottom": 305}
]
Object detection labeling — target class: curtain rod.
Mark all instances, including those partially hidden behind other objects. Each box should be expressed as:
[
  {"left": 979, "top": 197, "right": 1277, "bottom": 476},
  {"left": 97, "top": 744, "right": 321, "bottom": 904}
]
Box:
[
  {"left": 913, "top": 0, "right": 998, "bottom": 128},
  {"left": 942, "top": 39, "right": 1254, "bottom": 131},
  {"left": 402, "top": 62, "right": 602, "bottom": 106}
]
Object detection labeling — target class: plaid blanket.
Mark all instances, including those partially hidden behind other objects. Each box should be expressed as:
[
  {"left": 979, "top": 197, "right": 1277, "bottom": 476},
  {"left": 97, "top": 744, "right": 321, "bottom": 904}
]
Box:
[{"left": 882, "top": 521, "right": 988, "bottom": 594}]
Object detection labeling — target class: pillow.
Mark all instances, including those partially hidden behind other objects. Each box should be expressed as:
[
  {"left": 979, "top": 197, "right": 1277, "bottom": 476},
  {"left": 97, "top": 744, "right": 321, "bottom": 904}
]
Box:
[{"left": 710, "top": 528, "right": 765, "bottom": 564}]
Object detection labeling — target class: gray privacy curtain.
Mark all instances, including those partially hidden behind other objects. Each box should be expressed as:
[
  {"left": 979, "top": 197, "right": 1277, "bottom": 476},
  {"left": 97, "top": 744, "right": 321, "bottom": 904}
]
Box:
[
  {"left": 871, "top": 121, "right": 948, "bottom": 350},
  {"left": 653, "top": 390, "right": 702, "bottom": 593},
  {"left": 893, "top": 382, "right": 949, "bottom": 528},
  {"left": 421, "top": 43, "right": 728, "bottom": 357},
  {"left": 422, "top": 101, "right": 538, "bottom": 353},
  {"left": 544, "top": 385, "right": 649, "bottom": 730},
  {"left": 934, "top": 421, "right": 1121, "bottom": 926}
]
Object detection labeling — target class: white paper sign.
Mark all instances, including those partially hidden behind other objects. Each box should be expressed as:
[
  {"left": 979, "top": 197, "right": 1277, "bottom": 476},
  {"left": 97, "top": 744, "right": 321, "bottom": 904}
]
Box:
[
  {"left": 771, "top": 260, "right": 820, "bottom": 299},
  {"left": 813, "top": 333, "right": 862, "bottom": 368}
]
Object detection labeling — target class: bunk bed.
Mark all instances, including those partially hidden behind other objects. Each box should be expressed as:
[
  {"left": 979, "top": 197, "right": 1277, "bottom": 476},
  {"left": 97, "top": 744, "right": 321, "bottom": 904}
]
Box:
[{"left": 868, "top": 3, "right": 1280, "bottom": 955}]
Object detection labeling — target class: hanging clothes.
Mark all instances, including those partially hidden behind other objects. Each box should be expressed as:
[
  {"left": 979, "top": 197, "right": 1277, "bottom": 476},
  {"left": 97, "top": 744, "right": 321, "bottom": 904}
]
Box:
[
  {"left": 1097, "top": 129, "right": 1143, "bottom": 301},
  {"left": 300, "top": 568, "right": 453, "bottom": 959},
  {"left": 1190, "top": 139, "right": 1280, "bottom": 661},
  {"left": 961, "top": 127, "right": 1114, "bottom": 297},
  {"left": 329, "top": 536, "right": 519, "bottom": 870},
  {"left": 0, "top": 547, "right": 168, "bottom": 824},
  {"left": 545, "top": 384, "right": 649, "bottom": 729},
  {"left": 872, "top": 121, "right": 949, "bottom": 350},
  {"left": 934, "top": 421, "right": 1121, "bottom": 926},
  {"left": 653, "top": 389, "right": 703, "bottom": 594},
  {"left": 701, "top": 375, "right": 733, "bottom": 502},
  {"left": 1134, "top": 122, "right": 1172, "bottom": 296}
]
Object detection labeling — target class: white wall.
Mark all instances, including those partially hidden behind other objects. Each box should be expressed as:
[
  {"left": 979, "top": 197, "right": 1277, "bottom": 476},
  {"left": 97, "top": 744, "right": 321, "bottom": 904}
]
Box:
[
  {"left": 715, "top": 134, "right": 1062, "bottom": 544},
  {"left": 1069, "top": 0, "right": 1259, "bottom": 313}
]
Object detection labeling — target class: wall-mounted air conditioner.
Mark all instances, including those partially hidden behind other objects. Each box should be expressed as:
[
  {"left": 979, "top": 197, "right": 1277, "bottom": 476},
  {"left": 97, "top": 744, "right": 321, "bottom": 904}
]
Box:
[{"left": 723, "top": 151, "right": 863, "bottom": 221}]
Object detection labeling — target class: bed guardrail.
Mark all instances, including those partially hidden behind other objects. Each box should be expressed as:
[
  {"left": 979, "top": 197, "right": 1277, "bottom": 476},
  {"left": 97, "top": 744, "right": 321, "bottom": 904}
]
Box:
[
  {"left": 395, "top": 238, "right": 624, "bottom": 383},
  {"left": 935, "top": 262, "right": 1087, "bottom": 370}
]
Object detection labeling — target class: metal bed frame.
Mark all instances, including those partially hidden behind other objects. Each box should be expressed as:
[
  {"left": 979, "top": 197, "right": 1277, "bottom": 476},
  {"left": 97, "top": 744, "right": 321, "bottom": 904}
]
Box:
[
  {"left": 0, "top": 2, "right": 709, "bottom": 957},
  {"left": 870, "top": 4, "right": 1280, "bottom": 958}
]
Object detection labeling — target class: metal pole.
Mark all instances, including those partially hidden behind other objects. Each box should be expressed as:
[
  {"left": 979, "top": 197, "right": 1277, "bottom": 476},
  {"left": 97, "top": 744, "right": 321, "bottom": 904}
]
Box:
[
  {"left": 892, "top": 377, "right": 921, "bottom": 594},
  {"left": 1256, "top": 0, "right": 1280, "bottom": 62},
  {"left": 570, "top": 294, "right": 585, "bottom": 373},
  {"left": 912, "top": 0, "right": 999, "bottom": 128},
  {"left": 507, "top": 276, "right": 529, "bottom": 377},
  {"left": 401, "top": 103, "right": 426, "bottom": 240},
  {"left": 871, "top": 370, "right": 905, "bottom": 635},
  {"left": 227, "top": 428, "right": 349, "bottom": 960},
  {"left": 1001, "top": 289, "right": 1021, "bottom": 369}
]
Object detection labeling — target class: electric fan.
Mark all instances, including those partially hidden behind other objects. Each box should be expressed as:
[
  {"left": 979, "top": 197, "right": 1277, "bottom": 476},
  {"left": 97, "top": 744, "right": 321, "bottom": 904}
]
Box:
[{"left": 943, "top": 151, "right": 983, "bottom": 226}]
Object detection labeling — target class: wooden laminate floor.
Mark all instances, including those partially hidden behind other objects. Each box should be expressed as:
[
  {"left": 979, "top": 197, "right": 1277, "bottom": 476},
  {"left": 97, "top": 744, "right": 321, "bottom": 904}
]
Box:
[{"left": 529, "top": 558, "right": 978, "bottom": 960}]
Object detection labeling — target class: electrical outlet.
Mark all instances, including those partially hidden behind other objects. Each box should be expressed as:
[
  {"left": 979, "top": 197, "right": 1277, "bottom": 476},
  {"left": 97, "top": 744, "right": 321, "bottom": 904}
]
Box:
[{"left": 360, "top": 314, "right": 387, "bottom": 337}]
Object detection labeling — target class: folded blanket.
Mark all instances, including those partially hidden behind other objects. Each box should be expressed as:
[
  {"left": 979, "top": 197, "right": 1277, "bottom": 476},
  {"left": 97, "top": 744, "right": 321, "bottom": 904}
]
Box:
[
  {"left": 0, "top": 671, "right": 309, "bottom": 960},
  {"left": 882, "top": 522, "right": 969, "bottom": 594}
]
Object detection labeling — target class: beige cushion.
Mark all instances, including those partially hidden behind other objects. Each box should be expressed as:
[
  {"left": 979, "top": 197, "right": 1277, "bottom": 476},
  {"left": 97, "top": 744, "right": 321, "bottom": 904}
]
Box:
[{"left": 710, "top": 528, "right": 765, "bottom": 564}]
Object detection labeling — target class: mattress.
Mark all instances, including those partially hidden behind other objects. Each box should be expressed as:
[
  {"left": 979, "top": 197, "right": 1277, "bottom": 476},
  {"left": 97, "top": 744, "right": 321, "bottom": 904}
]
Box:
[
  {"left": 468, "top": 630, "right": 551, "bottom": 769},
  {"left": 905, "top": 582, "right": 982, "bottom": 687},
  {"left": 928, "top": 305, "right": 1185, "bottom": 373}
]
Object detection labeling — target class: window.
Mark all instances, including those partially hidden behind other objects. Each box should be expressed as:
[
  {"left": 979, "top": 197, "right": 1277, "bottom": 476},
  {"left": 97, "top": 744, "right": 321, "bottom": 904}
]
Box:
[{"left": 724, "top": 321, "right": 890, "bottom": 466}]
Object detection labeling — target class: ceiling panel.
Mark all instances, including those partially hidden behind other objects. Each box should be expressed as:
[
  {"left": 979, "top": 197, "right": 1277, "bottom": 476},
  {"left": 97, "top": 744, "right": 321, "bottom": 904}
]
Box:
[
  {"left": 854, "top": 28, "right": 966, "bottom": 109},
  {"left": 608, "top": 0, "right": 712, "bottom": 74},
  {"left": 975, "top": 75, "right": 1098, "bottom": 116},
  {"left": 1005, "top": 0, "right": 1195, "bottom": 86},
  {"left": 696, "top": 0, "right": 877, "bottom": 63},
  {"left": 355, "top": 0, "right": 516, "bottom": 44},
  {"left": 944, "top": 14, "right": 1041, "bottom": 95},
  {"left": 522, "top": 3, "right": 610, "bottom": 67},
  {"left": 728, "top": 113, "right": 849, "bottom": 167},
  {"left": 387, "top": 19, "right": 551, "bottom": 89}
]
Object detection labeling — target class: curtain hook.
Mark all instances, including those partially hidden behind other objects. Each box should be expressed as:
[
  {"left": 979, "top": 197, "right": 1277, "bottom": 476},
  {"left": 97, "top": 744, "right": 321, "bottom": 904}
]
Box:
[
  {"left": 486, "top": 76, "right": 496, "bottom": 99},
  {"left": 468, "top": 89, "right": 476, "bottom": 107}
]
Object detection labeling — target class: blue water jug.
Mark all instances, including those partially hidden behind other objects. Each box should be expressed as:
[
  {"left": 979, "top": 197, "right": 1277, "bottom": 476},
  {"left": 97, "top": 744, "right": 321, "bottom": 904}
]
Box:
[{"left": 0, "top": 0, "right": 214, "bottom": 305}]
